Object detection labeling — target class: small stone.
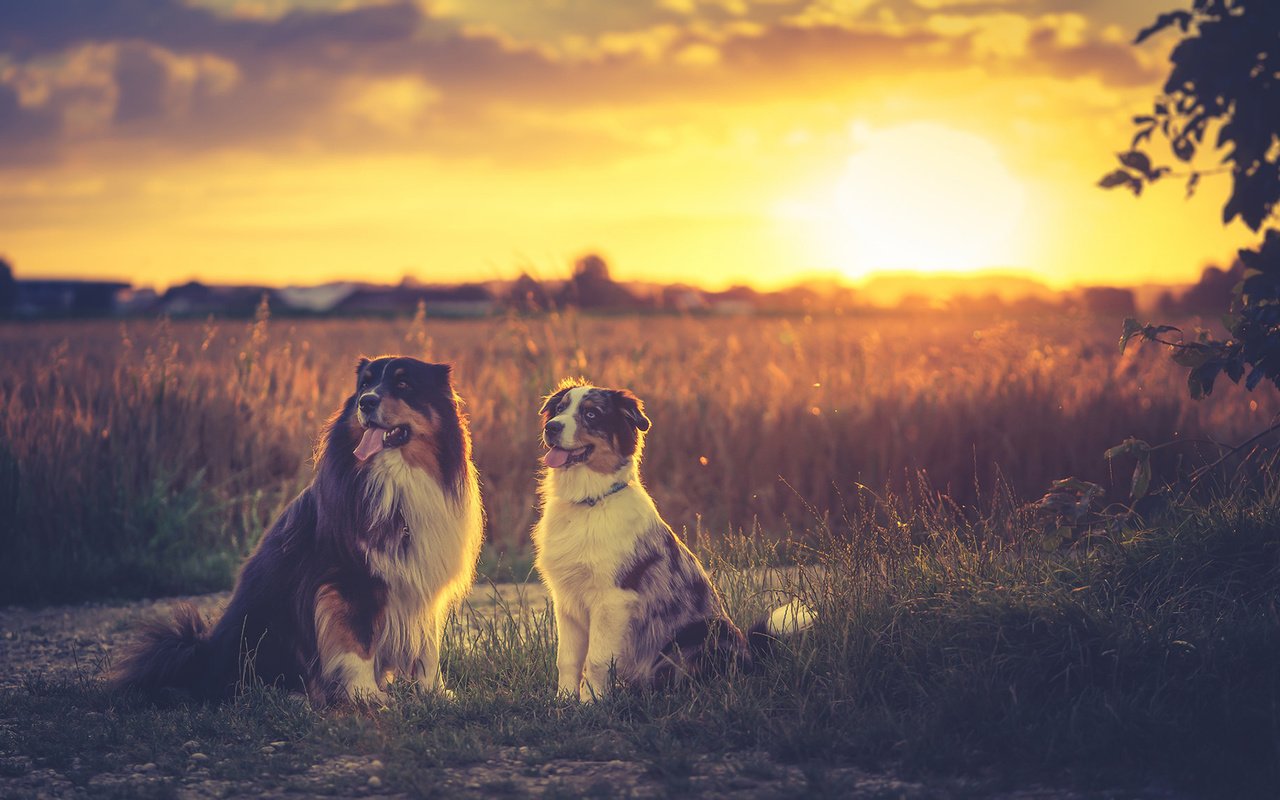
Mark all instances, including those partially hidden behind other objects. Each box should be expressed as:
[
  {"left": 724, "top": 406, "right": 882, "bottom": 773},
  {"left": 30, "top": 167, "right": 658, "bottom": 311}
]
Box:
[
  {"left": 182, "top": 741, "right": 199, "bottom": 752},
  {"left": 369, "top": 760, "right": 383, "bottom": 770},
  {"left": 269, "top": 741, "right": 287, "bottom": 748},
  {"left": 367, "top": 775, "right": 382, "bottom": 788},
  {"left": 139, "top": 763, "right": 157, "bottom": 772},
  {"left": 189, "top": 753, "right": 209, "bottom": 762},
  {"left": 260, "top": 746, "right": 275, "bottom": 755}
]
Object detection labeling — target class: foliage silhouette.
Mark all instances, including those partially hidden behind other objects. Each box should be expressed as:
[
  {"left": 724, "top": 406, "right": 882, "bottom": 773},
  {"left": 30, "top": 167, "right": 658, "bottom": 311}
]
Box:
[{"left": 1105, "top": 0, "right": 1280, "bottom": 398}]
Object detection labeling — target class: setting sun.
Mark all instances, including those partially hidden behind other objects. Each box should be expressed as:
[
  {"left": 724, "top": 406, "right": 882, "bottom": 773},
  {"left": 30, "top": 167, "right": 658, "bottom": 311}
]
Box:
[{"left": 780, "top": 123, "right": 1029, "bottom": 280}]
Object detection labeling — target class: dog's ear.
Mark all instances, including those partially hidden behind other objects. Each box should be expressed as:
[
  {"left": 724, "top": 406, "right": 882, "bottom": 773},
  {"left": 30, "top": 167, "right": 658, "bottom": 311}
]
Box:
[
  {"left": 426, "top": 362, "right": 452, "bottom": 386},
  {"left": 612, "top": 389, "right": 651, "bottom": 432},
  {"left": 354, "top": 357, "right": 371, "bottom": 390},
  {"left": 540, "top": 387, "right": 571, "bottom": 416}
]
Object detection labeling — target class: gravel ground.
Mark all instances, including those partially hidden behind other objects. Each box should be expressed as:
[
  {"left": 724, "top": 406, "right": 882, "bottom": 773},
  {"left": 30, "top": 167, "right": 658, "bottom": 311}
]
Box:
[
  {"left": 0, "top": 586, "right": 1172, "bottom": 799},
  {"left": 0, "top": 582, "right": 551, "bottom": 693}
]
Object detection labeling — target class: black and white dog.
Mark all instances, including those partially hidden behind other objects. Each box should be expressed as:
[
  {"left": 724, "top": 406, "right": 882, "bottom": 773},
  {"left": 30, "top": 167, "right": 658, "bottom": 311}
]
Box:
[
  {"left": 532, "top": 379, "right": 813, "bottom": 701},
  {"left": 113, "top": 356, "right": 484, "bottom": 704}
]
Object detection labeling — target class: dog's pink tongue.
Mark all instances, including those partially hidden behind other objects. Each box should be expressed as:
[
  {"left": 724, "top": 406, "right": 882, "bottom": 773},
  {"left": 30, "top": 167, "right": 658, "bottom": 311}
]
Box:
[
  {"left": 354, "top": 428, "right": 385, "bottom": 462},
  {"left": 543, "top": 447, "right": 570, "bottom": 468}
]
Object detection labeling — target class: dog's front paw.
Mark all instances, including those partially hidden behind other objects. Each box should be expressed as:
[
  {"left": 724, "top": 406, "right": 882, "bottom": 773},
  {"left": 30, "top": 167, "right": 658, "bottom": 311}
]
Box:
[{"left": 338, "top": 684, "right": 389, "bottom": 710}]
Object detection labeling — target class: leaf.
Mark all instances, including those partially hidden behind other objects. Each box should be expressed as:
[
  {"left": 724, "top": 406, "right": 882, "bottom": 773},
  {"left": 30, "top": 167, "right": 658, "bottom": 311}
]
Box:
[
  {"left": 1246, "top": 365, "right": 1266, "bottom": 391},
  {"left": 1130, "top": 457, "right": 1152, "bottom": 501},
  {"left": 1099, "top": 169, "right": 1135, "bottom": 190},
  {"left": 1172, "top": 135, "right": 1195, "bottom": 162},
  {"left": 1119, "top": 317, "right": 1144, "bottom": 353},
  {"left": 1221, "top": 312, "right": 1242, "bottom": 335},
  {"left": 1225, "top": 359, "right": 1244, "bottom": 384},
  {"left": 1105, "top": 438, "right": 1152, "bottom": 460},
  {"left": 1170, "top": 342, "right": 1215, "bottom": 368},
  {"left": 1134, "top": 10, "right": 1192, "bottom": 44},
  {"left": 1041, "top": 526, "right": 1072, "bottom": 552},
  {"left": 1119, "top": 150, "right": 1154, "bottom": 176},
  {"left": 1049, "top": 477, "right": 1103, "bottom": 497},
  {"left": 1187, "top": 361, "right": 1222, "bottom": 399},
  {"left": 1185, "top": 171, "right": 1200, "bottom": 199}
]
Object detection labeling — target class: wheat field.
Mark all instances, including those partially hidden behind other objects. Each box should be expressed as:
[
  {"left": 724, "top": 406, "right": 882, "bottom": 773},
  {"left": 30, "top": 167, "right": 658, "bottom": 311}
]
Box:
[{"left": 0, "top": 306, "right": 1272, "bottom": 602}]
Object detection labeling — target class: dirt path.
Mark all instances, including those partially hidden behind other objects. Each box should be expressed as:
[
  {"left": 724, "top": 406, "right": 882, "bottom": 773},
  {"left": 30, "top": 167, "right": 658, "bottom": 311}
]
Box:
[{"left": 0, "top": 587, "right": 1153, "bottom": 799}]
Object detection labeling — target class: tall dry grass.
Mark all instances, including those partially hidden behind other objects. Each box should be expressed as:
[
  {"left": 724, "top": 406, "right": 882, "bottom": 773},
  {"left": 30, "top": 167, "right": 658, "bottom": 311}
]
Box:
[{"left": 1, "top": 306, "right": 1274, "bottom": 602}]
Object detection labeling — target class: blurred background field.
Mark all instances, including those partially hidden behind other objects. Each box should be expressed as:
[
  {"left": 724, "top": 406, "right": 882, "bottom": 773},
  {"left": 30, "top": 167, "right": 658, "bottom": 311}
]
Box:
[{"left": 1, "top": 307, "right": 1273, "bottom": 604}]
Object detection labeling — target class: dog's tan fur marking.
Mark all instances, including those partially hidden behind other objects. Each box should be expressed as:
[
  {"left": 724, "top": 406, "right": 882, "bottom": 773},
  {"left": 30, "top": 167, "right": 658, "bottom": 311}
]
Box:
[
  {"left": 313, "top": 584, "right": 383, "bottom": 702},
  {"left": 314, "top": 584, "right": 370, "bottom": 660},
  {"left": 379, "top": 398, "right": 440, "bottom": 480}
]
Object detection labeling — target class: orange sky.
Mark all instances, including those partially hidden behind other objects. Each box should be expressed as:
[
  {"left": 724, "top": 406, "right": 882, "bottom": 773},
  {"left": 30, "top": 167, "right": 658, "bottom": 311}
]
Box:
[{"left": 0, "top": 0, "right": 1256, "bottom": 291}]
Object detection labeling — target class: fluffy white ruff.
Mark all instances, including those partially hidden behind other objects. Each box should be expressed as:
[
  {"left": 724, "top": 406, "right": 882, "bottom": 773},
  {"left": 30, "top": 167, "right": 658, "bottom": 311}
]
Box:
[{"left": 362, "top": 449, "right": 483, "bottom": 687}]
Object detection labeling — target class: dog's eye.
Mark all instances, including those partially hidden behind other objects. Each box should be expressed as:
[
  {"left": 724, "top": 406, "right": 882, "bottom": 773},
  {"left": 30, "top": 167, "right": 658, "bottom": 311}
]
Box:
[
  {"left": 396, "top": 380, "right": 409, "bottom": 391},
  {"left": 584, "top": 410, "right": 598, "bottom": 420}
]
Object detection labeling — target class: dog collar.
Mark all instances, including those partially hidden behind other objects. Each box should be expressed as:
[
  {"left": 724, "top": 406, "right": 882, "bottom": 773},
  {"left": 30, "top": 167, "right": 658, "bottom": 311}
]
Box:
[{"left": 577, "top": 480, "right": 631, "bottom": 507}]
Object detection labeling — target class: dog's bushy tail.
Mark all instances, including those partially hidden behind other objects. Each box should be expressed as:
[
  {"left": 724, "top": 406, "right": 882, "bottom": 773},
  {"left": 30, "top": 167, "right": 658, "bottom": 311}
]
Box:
[
  {"left": 111, "top": 603, "right": 212, "bottom": 696},
  {"left": 746, "top": 599, "right": 816, "bottom": 659}
]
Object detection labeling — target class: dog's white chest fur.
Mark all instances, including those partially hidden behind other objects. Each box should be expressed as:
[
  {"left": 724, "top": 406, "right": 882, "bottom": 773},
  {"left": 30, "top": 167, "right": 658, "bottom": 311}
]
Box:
[
  {"left": 363, "top": 451, "right": 483, "bottom": 675},
  {"left": 534, "top": 463, "right": 681, "bottom": 698},
  {"left": 533, "top": 476, "right": 656, "bottom": 615}
]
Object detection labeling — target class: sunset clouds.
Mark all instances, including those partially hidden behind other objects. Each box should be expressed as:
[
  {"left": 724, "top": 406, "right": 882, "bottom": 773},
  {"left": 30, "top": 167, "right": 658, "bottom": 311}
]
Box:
[
  {"left": 0, "top": 1, "right": 1255, "bottom": 289},
  {"left": 0, "top": 0, "right": 1161, "bottom": 160}
]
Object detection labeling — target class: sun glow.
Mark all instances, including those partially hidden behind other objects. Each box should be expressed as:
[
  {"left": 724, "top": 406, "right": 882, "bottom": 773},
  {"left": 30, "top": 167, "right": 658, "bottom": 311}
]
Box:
[{"left": 781, "top": 122, "right": 1029, "bottom": 279}]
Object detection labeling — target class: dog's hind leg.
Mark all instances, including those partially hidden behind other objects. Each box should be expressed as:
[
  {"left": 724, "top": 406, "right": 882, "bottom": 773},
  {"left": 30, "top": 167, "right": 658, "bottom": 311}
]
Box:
[{"left": 314, "top": 584, "right": 385, "bottom": 705}]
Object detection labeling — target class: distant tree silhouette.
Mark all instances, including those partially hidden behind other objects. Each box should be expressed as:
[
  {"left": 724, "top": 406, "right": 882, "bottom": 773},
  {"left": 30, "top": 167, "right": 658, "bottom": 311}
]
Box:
[
  {"left": 0, "top": 257, "right": 14, "bottom": 315},
  {"left": 564, "top": 253, "right": 636, "bottom": 308},
  {"left": 1081, "top": 287, "right": 1137, "bottom": 316},
  {"left": 1161, "top": 261, "right": 1246, "bottom": 315},
  {"left": 1105, "top": 0, "right": 1280, "bottom": 397},
  {"left": 505, "top": 272, "right": 552, "bottom": 312}
]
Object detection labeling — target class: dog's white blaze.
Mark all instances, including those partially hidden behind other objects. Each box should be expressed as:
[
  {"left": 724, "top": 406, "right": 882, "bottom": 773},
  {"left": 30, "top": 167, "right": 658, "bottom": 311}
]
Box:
[
  {"left": 550, "top": 386, "right": 591, "bottom": 447},
  {"left": 363, "top": 449, "right": 483, "bottom": 689},
  {"left": 323, "top": 651, "right": 382, "bottom": 700}
]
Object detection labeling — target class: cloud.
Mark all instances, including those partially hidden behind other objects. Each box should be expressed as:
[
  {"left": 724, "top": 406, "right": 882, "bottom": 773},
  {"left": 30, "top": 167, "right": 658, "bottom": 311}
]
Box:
[{"left": 0, "top": 0, "right": 1164, "bottom": 164}]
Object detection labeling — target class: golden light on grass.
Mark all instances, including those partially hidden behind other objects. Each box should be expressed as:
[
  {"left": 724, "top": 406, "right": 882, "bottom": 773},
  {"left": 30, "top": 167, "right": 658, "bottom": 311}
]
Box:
[{"left": 779, "top": 122, "right": 1028, "bottom": 279}]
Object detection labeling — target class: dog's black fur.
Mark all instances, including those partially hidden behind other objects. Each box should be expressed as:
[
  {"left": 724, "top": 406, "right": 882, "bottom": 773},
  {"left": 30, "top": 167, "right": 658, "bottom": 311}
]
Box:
[{"left": 112, "top": 356, "right": 471, "bottom": 703}]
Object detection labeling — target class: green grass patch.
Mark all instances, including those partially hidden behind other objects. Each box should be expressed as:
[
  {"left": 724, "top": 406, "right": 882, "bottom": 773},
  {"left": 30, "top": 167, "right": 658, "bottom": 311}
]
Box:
[{"left": 4, "top": 480, "right": 1278, "bottom": 797}]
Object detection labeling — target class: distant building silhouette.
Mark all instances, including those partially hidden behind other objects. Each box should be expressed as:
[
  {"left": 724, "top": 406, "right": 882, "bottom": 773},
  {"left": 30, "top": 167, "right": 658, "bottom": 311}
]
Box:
[
  {"left": 333, "top": 283, "right": 494, "bottom": 317},
  {"left": 15, "top": 279, "right": 130, "bottom": 316}
]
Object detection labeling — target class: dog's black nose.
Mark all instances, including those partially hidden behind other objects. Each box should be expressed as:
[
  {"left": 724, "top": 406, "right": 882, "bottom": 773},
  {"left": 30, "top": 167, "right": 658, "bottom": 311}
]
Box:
[
  {"left": 544, "top": 420, "right": 563, "bottom": 437},
  {"left": 358, "top": 394, "right": 380, "bottom": 412}
]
